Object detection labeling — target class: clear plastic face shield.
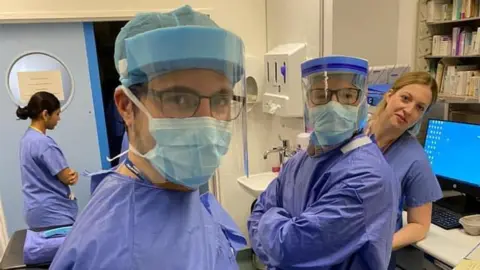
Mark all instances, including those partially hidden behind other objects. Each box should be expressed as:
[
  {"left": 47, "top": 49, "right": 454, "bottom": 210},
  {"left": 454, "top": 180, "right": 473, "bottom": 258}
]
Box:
[
  {"left": 301, "top": 56, "right": 369, "bottom": 147},
  {"left": 408, "top": 117, "right": 423, "bottom": 136},
  {"left": 118, "top": 26, "right": 247, "bottom": 189}
]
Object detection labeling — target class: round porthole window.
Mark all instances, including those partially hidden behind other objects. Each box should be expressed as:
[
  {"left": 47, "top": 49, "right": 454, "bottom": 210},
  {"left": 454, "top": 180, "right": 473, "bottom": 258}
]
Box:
[{"left": 6, "top": 52, "right": 74, "bottom": 110}]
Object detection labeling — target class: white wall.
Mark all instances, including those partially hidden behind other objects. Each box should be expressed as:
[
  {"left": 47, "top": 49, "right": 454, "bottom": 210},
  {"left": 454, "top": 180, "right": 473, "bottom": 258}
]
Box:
[
  {"left": 325, "top": 0, "right": 418, "bottom": 68},
  {"left": 397, "top": 0, "right": 419, "bottom": 68},
  {"left": 266, "top": 0, "right": 322, "bottom": 58},
  {"left": 331, "top": 0, "right": 400, "bottom": 66},
  {"left": 0, "top": 0, "right": 212, "bottom": 22}
]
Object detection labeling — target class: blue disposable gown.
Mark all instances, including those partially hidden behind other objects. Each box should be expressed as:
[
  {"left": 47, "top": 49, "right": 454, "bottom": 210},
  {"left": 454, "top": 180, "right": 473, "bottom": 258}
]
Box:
[
  {"left": 19, "top": 128, "right": 78, "bottom": 229},
  {"left": 384, "top": 133, "right": 442, "bottom": 269},
  {"left": 248, "top": 135, "right": 399, "bottom": 270},
  {"left": 50, "top": 170, "right": 245, "bottom": 270}
]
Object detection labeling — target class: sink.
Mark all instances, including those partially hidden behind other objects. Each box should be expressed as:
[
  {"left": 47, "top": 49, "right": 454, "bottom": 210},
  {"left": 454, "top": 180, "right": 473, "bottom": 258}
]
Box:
[{"left": 237, "top": 172, "right": 278, "bottom": 197}]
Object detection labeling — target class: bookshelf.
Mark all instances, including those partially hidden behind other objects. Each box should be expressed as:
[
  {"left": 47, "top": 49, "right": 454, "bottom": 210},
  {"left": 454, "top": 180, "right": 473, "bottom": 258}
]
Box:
[
  {"left": 414, "top": 0, "right": 480, "bottom": 143},
  {"left": 437, "top": 94, "right": 480, "bottom": 103},
  {"left": 416, "top": 0, "right": 480, "bottom": 121},
  {"left": 426, "top": 16, "right": 480, "bottom": 26},
  {"left": 424, "top": 55, "right": 480, "bottom": 59}
]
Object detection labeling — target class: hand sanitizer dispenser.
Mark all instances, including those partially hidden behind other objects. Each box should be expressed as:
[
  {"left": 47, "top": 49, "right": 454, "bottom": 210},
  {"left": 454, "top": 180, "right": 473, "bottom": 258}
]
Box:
[{"left": 263, "top": 43, "right": 307, "bottom": 117}]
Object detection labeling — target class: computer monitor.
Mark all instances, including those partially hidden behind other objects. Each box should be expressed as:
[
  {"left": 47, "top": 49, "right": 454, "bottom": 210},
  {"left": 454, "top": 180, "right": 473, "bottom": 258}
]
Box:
[{"left": 424, "top": 119, "right": 480, "bottom": 213}]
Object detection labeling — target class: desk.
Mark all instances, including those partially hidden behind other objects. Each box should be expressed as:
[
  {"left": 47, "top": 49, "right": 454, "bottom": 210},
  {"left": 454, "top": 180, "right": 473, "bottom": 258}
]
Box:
[{"left": 402, "top": 211, "right": 480, "bottom": 268}]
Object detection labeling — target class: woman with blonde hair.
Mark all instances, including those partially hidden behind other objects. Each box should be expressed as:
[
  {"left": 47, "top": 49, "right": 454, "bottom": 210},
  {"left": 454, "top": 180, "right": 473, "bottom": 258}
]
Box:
[{"left": 366, "top": 71, "right": 443, "bottom": 269}]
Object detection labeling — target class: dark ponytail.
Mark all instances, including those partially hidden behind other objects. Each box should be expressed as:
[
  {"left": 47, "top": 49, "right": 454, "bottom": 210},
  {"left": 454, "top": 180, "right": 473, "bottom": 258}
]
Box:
[
  {"left": 16, "top": 106, "right": 31, "bottom": 120},
  {"left": 15, "top": 91, "right": 61, "bottom": 120}
]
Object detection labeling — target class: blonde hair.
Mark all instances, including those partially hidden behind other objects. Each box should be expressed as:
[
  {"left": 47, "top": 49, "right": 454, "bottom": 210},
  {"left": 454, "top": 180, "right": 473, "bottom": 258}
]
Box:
[{"left": 372, "top": 71, "right": 438, "bottom": 121}]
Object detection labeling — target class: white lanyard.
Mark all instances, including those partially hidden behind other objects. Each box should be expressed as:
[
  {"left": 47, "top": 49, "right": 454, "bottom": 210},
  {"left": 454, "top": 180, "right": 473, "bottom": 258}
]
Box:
[{"left": 340, "top": 136, "right": 372, "bottom": 154}]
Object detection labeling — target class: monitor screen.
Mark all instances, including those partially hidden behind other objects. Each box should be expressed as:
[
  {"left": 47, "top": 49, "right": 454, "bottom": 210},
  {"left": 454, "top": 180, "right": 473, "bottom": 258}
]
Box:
[{"left": 424, "top": 119, "right": 480, "bottom": 187}]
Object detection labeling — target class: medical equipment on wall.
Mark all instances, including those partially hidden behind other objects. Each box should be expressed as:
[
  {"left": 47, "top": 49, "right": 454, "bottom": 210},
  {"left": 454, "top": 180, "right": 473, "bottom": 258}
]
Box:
[
  {"left": 367, "top": 64, "right": 410, "bottom": 115},
  {"left": 263, "top": 43, "right": 307, "bottom": 117},
  {"left": 367, "top": 84, "right": 391, "bottom": 115},
  {"left": 244, "top": 54, "right": 265, "bottom": 113},
  {"left": 368, "top": 64, "right": 410, "bottom": 85}
]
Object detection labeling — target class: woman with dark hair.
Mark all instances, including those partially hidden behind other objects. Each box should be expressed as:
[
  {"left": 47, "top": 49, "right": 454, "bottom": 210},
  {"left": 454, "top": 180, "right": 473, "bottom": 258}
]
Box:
[{"left": 17, "top": 91, "right": 78, "bottom": 230}]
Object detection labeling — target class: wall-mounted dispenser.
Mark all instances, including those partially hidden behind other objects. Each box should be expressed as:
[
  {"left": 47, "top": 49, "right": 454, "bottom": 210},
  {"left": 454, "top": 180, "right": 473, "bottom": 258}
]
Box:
[
  {"left": 243, "top": 54, "right": 265, "bottom": 113},
  {"left": 263, "top": 43, "right": 307, "bottom": 117}
]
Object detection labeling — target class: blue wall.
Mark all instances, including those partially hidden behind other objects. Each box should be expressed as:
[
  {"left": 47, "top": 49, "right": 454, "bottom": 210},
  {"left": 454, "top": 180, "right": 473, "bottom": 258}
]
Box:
[{"left": 0, "top": 22, "right": 108, "bottom": 235}]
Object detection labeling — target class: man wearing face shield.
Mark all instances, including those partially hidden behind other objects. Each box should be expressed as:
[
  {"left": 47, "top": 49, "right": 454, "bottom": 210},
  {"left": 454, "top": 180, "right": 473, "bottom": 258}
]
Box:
[
  {"left": 248, "top": 56, "right": 399, "bottom": 269},
  {"left": 51, "top": 6, "right": 247, "bottom": 269}
]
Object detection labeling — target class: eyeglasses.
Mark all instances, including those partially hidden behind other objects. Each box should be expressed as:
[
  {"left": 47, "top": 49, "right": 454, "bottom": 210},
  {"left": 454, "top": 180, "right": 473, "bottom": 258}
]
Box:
[
  {"left": 147, "top": 87, "right": 245, "bottom": 121},
  {"left": 308, "top": 88, "right": 361, "bottom": 105}
]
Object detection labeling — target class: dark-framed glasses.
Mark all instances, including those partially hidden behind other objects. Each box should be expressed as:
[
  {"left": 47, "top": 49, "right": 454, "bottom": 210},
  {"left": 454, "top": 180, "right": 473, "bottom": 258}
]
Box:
[
  {"left": 148, "top": 87, "right": 246, "bottom": 121},
  {"left": 308, "top": 87, "right": 361, "bottom": 105}
]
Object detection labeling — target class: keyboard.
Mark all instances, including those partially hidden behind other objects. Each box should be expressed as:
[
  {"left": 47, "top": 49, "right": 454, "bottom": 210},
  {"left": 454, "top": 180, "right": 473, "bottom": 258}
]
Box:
[{"left": 431, "top": 204, "right": 462, "bottom": 230}]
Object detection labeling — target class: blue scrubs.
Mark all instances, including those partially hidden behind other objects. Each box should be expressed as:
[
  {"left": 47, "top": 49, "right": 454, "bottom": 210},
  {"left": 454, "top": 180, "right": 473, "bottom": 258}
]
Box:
[
  {"left": 384, "top": 132, "right": 443, "bottom": 269},
  {"left": 23, "top": 227, "right": 71, "bottom": 265},
  {"left": 20, "top": 128, "right": 78, "bottom": 229},
  {"left": 248, "top": 135, "right": 399, "bottom": 270},
  {"left": 50, "top": 170, "right": 245, "bottom": 270}
]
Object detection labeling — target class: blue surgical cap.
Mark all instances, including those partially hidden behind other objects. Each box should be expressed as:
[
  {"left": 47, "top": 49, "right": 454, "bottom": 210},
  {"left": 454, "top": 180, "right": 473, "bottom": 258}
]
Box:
[{"left": 114, "top": 5, "right": 245, "bottom": 87}]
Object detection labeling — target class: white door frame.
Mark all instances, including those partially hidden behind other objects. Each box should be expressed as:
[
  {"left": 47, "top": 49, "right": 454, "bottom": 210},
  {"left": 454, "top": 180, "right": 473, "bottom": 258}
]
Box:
[
  {"left": 0, "top": 197, "right": 9, "bottom": 258},
  {"left": 0, "top": 8, "right": 213, "bottom": 24},
  {"left": 322, "top": 0, "right": 334, "bottom": 56}
]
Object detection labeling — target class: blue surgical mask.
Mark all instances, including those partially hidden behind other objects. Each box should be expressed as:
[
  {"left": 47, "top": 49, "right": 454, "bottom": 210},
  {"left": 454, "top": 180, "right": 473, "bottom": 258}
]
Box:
[
  {"left": 131, "top": 117, "right": 232, "bottom": 189},
  {"left": 309, "top": 101, "right": 358, "bottom": 146},
  {"left": 122, "top": 86, "right": 232, "bottom": 189}
]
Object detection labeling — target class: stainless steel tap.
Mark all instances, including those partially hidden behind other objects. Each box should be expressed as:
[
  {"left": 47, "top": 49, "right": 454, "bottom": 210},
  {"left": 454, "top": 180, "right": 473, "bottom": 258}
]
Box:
[{"left": 263, "top": 136, "right": 296, "bottom": 164}]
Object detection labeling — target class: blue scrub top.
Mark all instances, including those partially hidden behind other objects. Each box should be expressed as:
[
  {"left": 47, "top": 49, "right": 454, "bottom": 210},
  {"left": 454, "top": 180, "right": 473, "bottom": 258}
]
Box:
[
  {"left": 383, "top": 132, "right": 443, "bottom": 231},
  {"left": 248, "top": 135, "right": 399, "bottom": 270},
  {"left": 51, "top": 171, "right": 243, "bottom": 270},
  {"left": 19, "top": 128, "right": 78, "bottom": 229}
]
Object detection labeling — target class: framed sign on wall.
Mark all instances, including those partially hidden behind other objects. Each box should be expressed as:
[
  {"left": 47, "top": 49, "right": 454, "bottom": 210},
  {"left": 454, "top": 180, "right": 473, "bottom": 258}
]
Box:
[{"left": 6, "top": 52, "right": 75, "bottom": 110}]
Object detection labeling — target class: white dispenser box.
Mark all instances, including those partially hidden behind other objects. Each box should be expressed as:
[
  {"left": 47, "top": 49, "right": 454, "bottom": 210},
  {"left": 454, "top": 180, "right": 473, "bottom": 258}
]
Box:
[{"left": 263, "top": 43, "right": 307, "bottom": 117}]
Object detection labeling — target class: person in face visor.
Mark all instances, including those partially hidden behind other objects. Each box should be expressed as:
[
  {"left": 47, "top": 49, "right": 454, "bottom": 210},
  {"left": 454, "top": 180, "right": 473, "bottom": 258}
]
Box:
[
  {"left": 50, "top": 6, "right": 247, "bottom": 270},
  {"left": 247, "top": 56, "right": 399, "bottom": 269}
]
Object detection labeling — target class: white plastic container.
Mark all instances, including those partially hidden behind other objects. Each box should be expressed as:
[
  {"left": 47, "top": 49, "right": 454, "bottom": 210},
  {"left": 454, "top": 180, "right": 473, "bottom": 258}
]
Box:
[
  {"left": 459, "top": 214, "right": 480, "bottom": 236},
  {"left": 296, "top": 133, "right": 310, "bottom": 151}
]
